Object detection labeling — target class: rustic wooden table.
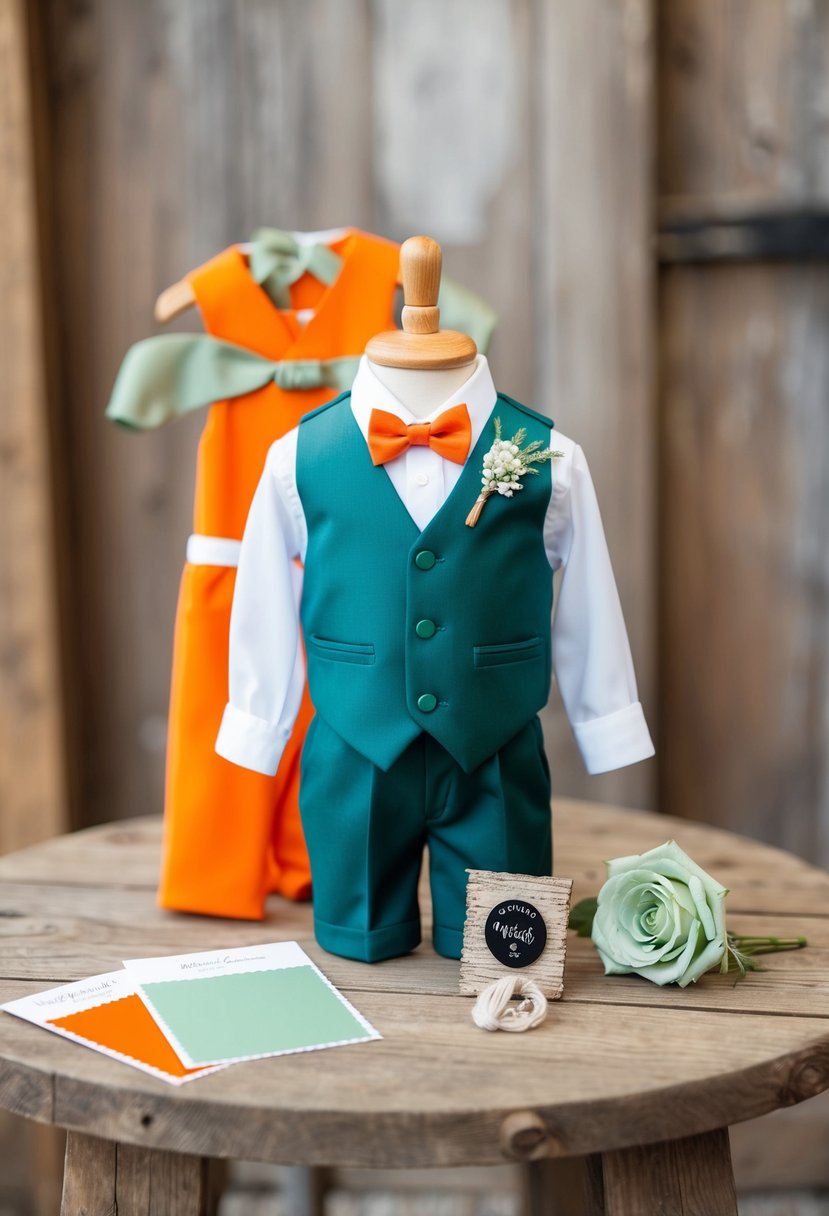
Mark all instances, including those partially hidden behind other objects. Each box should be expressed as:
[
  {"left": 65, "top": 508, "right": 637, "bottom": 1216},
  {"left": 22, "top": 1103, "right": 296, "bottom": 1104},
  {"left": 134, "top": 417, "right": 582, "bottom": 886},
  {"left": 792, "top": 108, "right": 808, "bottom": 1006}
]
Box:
[{"left": 0, "top": 800, "right": 828, "bottom": 1216}]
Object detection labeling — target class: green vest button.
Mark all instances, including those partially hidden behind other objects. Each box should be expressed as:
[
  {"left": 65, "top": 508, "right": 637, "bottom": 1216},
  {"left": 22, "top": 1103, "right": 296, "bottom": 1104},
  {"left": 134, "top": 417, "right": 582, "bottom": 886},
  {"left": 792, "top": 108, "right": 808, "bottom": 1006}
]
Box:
[
  {"left": 417, "top": 693, "right": 438, "bottom": 713},
  {"left": 415, "top": 550, "right": 436, "bottom": 570},
  {"left": 415, "top": 619, "right": 437, "bottom": 639}
]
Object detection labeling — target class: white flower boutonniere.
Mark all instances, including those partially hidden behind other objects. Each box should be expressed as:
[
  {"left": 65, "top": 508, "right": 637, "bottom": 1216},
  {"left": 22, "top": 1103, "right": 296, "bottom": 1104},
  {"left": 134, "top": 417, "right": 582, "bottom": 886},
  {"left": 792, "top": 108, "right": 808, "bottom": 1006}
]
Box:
[{"left": 465, "top": 417, "right": 564, "bottom": 527}]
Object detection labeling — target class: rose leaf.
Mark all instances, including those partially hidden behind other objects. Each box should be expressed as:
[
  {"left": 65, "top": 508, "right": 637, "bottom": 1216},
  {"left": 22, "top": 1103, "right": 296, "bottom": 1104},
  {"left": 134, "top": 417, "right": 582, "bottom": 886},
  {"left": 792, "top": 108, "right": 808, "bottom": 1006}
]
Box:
[{"left": 569, "top": 896, "right": 598, "bottom": 938}]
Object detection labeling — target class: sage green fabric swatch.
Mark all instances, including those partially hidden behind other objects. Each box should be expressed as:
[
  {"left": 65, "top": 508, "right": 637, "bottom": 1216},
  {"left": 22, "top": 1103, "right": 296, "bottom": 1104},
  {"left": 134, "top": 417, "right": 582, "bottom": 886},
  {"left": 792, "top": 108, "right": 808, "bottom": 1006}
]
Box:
[{"left": 140, "top": 966, "right": 373, "bottom": 1064}]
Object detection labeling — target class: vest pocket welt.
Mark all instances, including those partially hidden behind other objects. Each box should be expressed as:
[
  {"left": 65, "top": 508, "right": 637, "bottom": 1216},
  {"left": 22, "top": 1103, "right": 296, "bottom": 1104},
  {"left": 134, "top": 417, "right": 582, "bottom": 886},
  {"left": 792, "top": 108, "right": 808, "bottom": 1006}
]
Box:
[
  {"left": 473, "top": 636, "right": 543, "bottom": 668},
  {"left": 308, "top": 635, "right": 376, "bottom": 666}
]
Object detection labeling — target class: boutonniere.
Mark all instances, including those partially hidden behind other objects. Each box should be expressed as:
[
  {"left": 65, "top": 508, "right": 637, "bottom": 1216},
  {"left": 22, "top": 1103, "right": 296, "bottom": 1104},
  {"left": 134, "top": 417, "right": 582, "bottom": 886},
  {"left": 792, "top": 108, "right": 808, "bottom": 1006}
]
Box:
[{"left": 465, "top": 418, "right": 563, "bottom": 527}]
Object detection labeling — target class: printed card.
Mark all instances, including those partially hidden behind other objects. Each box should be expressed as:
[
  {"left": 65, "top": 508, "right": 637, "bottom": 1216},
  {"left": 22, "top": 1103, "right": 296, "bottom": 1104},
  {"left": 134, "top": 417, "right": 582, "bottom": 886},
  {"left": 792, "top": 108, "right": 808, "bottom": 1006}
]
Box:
[
  {"left": 2, "top": 971, "right": 222, "bottom": 1086},
  {"left": 123, "top": 941, "right": 381, "bottom": 1067}
]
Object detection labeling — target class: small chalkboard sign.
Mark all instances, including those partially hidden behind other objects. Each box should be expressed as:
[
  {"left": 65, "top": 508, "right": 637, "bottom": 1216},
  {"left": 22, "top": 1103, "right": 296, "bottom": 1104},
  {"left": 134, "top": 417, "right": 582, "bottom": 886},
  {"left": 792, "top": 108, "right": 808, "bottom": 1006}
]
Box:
[{"left": 459, "top": 870, "right": 573, "bottom": 999}]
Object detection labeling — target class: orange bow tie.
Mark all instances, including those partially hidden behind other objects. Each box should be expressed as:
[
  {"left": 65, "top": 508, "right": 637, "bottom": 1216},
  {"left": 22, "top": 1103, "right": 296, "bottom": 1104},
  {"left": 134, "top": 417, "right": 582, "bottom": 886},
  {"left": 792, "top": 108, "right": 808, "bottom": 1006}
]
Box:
[{"left": 367, "top": 404, "right": 472, "bottom": 467}]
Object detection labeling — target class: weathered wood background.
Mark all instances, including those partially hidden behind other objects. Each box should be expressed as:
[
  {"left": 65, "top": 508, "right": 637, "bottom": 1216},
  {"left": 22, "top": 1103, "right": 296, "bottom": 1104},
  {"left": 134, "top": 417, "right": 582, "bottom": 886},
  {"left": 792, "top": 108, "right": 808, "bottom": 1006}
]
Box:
[
  {"left": 2, "top": 0, "right": 829, "bottom": 1211},
  {"left": 658, "top": 0, "right": 829, "bottom": 863}
]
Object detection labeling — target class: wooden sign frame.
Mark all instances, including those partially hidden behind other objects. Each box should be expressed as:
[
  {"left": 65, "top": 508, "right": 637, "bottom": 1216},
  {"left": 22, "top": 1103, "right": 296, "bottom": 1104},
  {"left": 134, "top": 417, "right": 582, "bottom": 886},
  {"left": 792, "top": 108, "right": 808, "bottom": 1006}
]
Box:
[{"left": 459, "top": 870, "right": 573, "bottom": 999}]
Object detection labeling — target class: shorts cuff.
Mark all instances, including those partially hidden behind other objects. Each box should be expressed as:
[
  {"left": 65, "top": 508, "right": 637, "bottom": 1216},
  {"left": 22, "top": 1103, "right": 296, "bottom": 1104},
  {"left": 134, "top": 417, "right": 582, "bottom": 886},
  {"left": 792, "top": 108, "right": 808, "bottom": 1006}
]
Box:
[
  {"left": 433, "top": 922, "right": 463, "bottom": 960},
  {"left": 314, "top": 916, "right": 421, "bottom": 964}
]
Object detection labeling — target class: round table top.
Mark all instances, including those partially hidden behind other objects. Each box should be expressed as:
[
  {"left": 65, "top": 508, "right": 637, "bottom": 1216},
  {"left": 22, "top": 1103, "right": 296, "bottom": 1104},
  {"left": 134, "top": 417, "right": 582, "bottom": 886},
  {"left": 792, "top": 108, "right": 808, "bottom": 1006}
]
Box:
[{"left": 0, "top": 800, "right": 828, "bottom": 1168}]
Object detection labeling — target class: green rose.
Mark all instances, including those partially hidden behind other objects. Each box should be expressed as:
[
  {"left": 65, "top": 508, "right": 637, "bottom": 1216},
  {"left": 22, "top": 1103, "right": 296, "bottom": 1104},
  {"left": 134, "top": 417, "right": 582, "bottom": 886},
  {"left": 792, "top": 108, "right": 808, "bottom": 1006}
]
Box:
[{"left": 591, "top": 840, "right": 728, "bottom": 987}]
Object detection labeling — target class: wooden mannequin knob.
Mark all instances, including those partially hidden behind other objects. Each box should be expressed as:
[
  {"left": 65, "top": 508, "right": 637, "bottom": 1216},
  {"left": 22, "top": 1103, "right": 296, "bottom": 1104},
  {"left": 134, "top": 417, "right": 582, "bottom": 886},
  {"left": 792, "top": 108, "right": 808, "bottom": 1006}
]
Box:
[
  {"left": 400, "top": 236, "right": 442, "bottom": 335},
  {"left": 365, "top": 234, "right": 477, "bottom": 370}
]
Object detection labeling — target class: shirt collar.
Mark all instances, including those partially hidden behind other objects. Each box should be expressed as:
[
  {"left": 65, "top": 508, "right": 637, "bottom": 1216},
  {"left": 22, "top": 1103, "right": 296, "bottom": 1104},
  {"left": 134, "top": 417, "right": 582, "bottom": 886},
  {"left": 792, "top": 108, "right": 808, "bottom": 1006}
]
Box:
[{"left": 350, "top": 354, "right": 497, "bottom": 454}]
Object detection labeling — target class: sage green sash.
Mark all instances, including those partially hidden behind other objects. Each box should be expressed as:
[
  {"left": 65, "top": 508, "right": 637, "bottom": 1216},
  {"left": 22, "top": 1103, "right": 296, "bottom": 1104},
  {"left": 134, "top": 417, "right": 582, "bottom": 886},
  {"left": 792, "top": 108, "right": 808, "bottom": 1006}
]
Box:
[{"left": 106, "top": 337, "right": 362, "bottom": 430}]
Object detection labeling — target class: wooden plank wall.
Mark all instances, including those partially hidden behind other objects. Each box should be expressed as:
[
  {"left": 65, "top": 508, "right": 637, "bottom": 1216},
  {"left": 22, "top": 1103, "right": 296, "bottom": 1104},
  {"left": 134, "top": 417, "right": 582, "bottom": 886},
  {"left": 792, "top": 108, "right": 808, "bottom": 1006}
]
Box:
[
  {"left": 658, "top": 0, "right": 829, "bottom": 863},
  {"left": 0, "top": 0, "right": 68, "bottom": 854},
  {"left": 534, "top": 0, "right": 655, "bottom": 811},
  {"left": 0, "top": 6, "right": 73, "bottom": 1212},
  {"left": 36, "top": 0, "right": 657, "bottom": 830},
  {"left": 658, "top": 2, "right": 829, "bottom": 1192}
]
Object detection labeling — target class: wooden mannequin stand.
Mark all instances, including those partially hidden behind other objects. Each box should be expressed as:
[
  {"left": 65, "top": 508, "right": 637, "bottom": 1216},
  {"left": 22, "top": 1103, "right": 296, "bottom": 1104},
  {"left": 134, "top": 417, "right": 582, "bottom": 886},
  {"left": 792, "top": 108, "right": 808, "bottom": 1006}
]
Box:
[
  {"left": 366, "top": 235, "right": 478, "bottom": 418},
  {"left": 366, "top": 235, "right": 477, "bottom": 370}
]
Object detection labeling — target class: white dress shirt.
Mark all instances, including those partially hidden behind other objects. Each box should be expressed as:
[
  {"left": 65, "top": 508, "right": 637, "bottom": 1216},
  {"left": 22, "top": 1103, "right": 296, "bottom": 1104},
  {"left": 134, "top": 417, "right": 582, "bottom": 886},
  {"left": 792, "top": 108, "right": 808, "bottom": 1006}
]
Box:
[{"left": 216, "top": 354, "right": 655, "bottom": 777}]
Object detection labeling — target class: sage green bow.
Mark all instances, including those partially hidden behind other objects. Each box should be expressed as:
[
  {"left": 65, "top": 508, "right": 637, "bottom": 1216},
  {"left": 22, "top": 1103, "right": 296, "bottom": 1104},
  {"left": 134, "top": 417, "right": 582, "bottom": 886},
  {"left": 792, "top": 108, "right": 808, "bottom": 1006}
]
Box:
[
  {"left": 250, "top": 228, "right": 342, "bottom": 308},
  {"left": 106, "top": 335, "right": 362, "bottom": 430}
]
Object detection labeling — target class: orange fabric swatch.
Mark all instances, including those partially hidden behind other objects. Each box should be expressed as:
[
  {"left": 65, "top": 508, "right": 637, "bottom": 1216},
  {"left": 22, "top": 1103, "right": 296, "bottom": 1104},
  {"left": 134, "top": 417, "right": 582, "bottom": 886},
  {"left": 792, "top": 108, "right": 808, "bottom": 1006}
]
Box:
[{"left": 48, "top": 994, "right": 209, "bottom": 1080}]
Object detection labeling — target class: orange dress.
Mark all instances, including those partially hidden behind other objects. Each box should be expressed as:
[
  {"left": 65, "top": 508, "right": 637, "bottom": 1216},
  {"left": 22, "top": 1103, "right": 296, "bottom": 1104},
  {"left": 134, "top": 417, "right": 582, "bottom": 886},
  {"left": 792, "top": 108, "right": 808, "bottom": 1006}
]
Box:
[{"left": 159, "top": 230, "right": 400, "bottom": 918}]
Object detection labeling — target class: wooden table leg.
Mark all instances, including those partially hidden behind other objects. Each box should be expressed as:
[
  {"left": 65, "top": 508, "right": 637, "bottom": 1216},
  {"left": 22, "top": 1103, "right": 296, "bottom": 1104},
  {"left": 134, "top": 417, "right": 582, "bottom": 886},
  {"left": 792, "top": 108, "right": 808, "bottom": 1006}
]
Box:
[
  {"left": 587, "top": 1128, "right": 738, "bottom": 1216},
  {"left": 60, "top": 1132, "right": 221, "bottom": 1215},
  {"left": 522, "top": 1157, "right": 590, "bottom": 1216}
]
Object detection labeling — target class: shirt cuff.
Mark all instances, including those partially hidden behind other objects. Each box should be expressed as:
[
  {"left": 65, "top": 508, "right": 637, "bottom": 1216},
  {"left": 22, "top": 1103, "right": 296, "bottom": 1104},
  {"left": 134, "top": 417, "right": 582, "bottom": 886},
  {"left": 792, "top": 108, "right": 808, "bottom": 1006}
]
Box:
[
  {"left": 215, "top": 704, "right": 289, "bottom": 777},
  {"left": 571, "top": 702, "right": 655, "bottom": 776}
]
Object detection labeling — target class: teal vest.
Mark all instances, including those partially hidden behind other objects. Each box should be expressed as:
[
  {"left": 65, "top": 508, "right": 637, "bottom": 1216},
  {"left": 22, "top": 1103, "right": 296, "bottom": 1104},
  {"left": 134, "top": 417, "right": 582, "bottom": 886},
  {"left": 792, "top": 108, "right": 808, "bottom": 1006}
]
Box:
[{"left": 295, "top": 393, "right": 554, "bottom": 773}]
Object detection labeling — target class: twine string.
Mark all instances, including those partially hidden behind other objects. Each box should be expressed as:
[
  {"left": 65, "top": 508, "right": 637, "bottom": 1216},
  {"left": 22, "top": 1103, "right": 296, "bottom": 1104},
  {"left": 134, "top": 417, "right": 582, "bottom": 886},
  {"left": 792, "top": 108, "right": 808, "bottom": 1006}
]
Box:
[{"left": 471, "top": 975, "right": 548, "bottom": 1033}]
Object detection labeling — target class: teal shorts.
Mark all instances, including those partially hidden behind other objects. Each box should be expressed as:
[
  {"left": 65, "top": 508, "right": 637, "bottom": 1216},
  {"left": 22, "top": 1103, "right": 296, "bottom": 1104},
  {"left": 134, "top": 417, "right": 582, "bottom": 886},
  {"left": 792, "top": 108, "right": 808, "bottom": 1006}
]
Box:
[{"left": 299, "top": 716, "right": 552, "bottom": 963}]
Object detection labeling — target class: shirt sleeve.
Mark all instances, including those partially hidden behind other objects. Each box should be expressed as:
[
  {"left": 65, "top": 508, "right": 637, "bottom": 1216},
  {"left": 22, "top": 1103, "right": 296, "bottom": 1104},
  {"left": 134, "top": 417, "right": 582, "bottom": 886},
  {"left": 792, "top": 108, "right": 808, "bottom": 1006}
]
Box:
[
  {"left": 545, "top": 441, "right": 655, "bottom": 775},
  {"left": 215, "top": 429, "right": 306, "bottom": 776}
]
